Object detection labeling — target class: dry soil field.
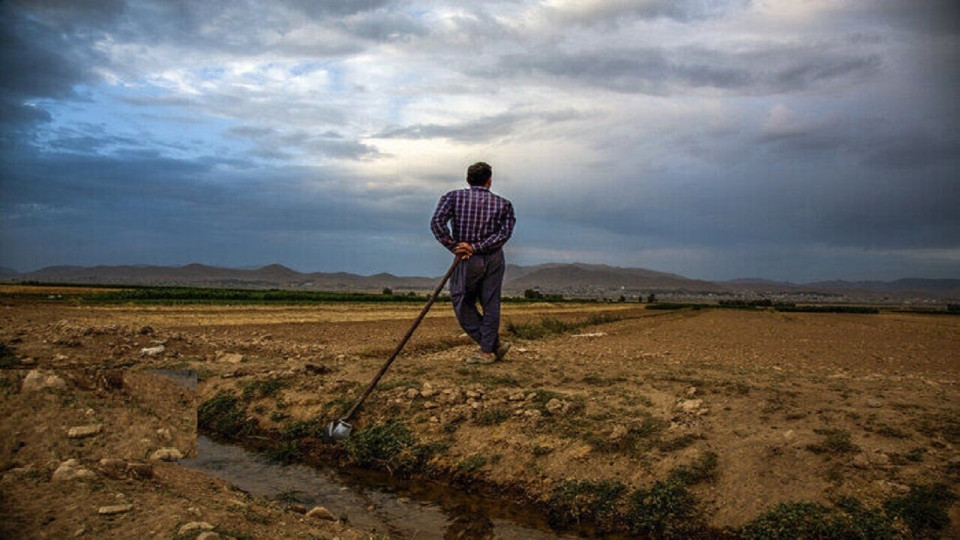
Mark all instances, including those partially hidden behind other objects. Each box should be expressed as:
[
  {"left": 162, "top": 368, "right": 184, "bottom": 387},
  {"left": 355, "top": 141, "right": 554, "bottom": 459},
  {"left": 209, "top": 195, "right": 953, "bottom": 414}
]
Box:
[{"left": 1, "top": 288, "right": 958, "bottom": 539}]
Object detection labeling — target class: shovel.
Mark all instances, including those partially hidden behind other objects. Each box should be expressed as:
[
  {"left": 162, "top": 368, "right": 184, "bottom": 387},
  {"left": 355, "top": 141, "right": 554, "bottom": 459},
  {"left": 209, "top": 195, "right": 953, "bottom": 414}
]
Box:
[{"left": 324, "top": 256, "right": 461, "bottom": 442}]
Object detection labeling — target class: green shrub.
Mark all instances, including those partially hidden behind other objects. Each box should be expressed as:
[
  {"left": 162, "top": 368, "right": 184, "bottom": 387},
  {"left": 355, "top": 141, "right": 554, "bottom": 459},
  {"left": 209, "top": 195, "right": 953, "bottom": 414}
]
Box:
[
  {"left": 741, "top": 498, "right": 897, "bottom": 540},
  {"left": 626, "top": 479, "right": 703, "bottom": 538},
  {"left": 884, "top": 483, "right": 956, "bottom": 538}
]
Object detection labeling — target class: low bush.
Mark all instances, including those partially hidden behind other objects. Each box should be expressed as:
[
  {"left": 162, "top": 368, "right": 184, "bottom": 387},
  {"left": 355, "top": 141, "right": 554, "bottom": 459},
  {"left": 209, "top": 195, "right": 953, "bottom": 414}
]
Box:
[{"left": 883, "top": 483, "right": 956, "bottom": 538}]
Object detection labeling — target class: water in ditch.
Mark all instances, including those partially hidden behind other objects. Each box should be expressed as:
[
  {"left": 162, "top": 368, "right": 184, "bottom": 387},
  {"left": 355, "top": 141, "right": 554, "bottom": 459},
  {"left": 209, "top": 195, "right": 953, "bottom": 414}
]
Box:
[
  {"left": 180, "top": 435, "right": 578, "bottom": 539},
  {"left": 152, "top": 369, "right": 578, "bottom": 538}
]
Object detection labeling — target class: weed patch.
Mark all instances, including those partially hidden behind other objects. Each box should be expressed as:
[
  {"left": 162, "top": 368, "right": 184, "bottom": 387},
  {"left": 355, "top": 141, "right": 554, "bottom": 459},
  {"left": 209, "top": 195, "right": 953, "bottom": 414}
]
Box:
[
  {"left": 457, "top": 454, "right": 488, "bottom": 473},
  {"left": 549, "top": 479, "right": 628, "bottom": 530},
  {"left": 281, "top": 417, "right": 327, "bottom": 440},
  {"left": 667, "top": 452, "right": 718, "bottom": 485},
  {"left": 883, "top": 483, "right": 956, "bottom": 538},
  {"left": 198, "top": 392, "right": 257, "bottom": 439},
  {"left": 266, "top": 440, "right": 303, "bottom": 464},
  {"left": 626, "top": 479, "right": 703, "bottom": 537},
  {"left": 806, "top": 428, "right": 859, "bottom": 455},
  {"left": 241, "top": 378, "right": 288, "bottom": 401},
  {"left": 741, "top": 499, "right": 896, "bottom": 539},
  {"left": 343, "top": 422, "right": 416, "bottom": 470},
  {"left": 475, "top": 407, "right": 512, "bottom": 426},
  {"left": 506, "top": 313, "right": 621, "bottom": 340}
]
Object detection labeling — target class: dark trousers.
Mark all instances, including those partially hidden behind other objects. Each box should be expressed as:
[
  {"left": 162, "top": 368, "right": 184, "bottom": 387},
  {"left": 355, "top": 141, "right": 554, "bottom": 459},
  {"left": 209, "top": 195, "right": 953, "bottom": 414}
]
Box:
[{"left": 450, "top": 249, "right": 504, "bottom": 353}]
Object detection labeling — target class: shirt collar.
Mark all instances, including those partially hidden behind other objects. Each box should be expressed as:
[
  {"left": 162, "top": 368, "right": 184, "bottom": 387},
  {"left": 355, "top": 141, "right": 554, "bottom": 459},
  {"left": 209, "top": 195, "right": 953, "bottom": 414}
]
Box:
[{"left": 470, "top": 185, "right": 490, "bottom": 191}]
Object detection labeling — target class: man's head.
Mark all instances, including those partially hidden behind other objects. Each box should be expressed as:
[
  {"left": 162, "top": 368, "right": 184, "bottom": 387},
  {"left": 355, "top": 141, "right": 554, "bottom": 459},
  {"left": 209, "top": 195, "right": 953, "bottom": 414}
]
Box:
[{"left": 466, "top": 162, "right": 492, "bottom": 187}]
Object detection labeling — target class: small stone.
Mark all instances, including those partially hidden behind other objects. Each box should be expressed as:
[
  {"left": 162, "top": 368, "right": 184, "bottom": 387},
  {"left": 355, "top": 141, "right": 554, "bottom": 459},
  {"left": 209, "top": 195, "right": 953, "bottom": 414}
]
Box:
[
  {"left": 178, "top": 522, "right": 215, "bottom": 535},
  {"left": 405, "top": 388, "right": 420, "bottom": 399},
  {"left": 465, "top": 390, "right": 481, "bottom": 399},
  {"left": 196, "top": 532, "right": 220, "bottom": 540},
  {"left": 52, "top": 461, "right": 95, "bottom": 482},
  {"left": 98, "top": 503, "right": 133, "bottom": 515},
  {"left": 156, "top": 428, "right": 172, "bottom": 442},
  {"left": 676, "top": 399, "right": 703, "bottom": 413},
  {"left": 150, "top": 447, "right": 184, "bottom": 461},
  {"left": 866, "top": 399, "right": 883, "bottom": 408},
  {"left": 508, "top": 392, "right": 525, "bottom": 402},
  {"left": 420, "top": 388, "right": 436, "bottom": 398},
  {"left": 609, "top": 425, "right": 628, "bottom": 441},
  {"left": 545, "top": 398, "right": 569, "bottom": 415},
  {"left": 218, "top": 353, "right": 244, "bottom": 364},
  {"left": 306, "top": 506, "right": 336, "bottom": 521},
  {"left": 423, "top": 401, "right": 438, "bottom": 410},
  {"left": 21, "top": 370, "right": 67, "bottom": 392},
  {"left": 68, "top": 424, "right": 103, "bottom": 438},
  {"left": 140, "top": 345, "right": 165, "bottom": 356},
  {"left": 687, "top": 387, "right": 698, "bottom": 397}
]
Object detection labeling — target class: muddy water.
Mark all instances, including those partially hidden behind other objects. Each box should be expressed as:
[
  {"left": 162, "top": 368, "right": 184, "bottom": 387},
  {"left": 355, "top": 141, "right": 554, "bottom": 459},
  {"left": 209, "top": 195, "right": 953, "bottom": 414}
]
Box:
[{"left": 180, "top": 436, "right": 576, "bottom": 539}]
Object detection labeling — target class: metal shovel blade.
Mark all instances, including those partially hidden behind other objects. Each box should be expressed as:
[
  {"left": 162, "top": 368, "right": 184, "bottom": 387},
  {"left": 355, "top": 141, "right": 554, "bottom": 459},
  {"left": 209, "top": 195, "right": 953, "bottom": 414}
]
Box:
[{"left": 324, "top": 419, "right": 353, "bottom": 442}]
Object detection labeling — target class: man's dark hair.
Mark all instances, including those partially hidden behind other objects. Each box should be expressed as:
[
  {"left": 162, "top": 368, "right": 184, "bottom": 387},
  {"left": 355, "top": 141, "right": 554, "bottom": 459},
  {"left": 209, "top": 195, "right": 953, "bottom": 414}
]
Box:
[{"left": 466, "top": 162, "right": 492, "bottom": 186}]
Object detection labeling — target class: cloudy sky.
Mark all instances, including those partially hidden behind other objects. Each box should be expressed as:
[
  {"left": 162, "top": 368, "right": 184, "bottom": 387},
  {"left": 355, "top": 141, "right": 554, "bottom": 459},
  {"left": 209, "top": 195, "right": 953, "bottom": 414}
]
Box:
[{"left": 1, "top": 0, "right": 957, "bottom": 281}]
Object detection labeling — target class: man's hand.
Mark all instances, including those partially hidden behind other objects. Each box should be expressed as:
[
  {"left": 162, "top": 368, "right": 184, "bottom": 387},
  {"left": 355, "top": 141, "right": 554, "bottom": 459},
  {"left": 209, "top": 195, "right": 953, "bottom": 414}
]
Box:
[{"left": 454, "top": 242, "right": 474, "bottom": 260}]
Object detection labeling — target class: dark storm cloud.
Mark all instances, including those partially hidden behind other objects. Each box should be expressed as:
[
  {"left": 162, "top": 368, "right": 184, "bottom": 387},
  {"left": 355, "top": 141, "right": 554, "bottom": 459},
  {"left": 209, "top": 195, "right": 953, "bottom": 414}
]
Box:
[
  {"left": 491, "top": 43, "right": 880, "bottom": 95},
  {"left": 0, "top": 3, "right": 113, "bottom": 127},
  {"left": 0, "top": 145, "right": 416, "bottom": 269}
]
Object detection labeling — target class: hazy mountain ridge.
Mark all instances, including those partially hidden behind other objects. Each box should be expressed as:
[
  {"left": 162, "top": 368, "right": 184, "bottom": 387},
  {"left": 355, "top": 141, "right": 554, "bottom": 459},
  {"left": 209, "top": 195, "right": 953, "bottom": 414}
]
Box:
[{"left": 7, "top": 263, "right": 959, "bottom": 300}]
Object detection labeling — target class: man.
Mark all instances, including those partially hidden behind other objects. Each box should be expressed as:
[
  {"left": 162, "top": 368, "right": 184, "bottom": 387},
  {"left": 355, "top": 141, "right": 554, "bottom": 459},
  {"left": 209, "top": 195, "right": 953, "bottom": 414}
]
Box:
[{"left": 430, "top": 162, "right": 516, "bottom": 364}]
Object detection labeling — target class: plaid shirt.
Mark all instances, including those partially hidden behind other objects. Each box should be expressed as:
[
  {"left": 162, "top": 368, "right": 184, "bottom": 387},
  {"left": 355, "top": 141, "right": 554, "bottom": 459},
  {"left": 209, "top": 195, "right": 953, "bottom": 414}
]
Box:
[{"left": 431, "top": 186, "right": 515, "bottom": 254}]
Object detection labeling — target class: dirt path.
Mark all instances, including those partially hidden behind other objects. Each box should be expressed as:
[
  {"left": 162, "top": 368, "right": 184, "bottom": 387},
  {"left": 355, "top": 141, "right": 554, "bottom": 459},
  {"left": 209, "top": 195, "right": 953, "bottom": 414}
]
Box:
[{"left": 1, "top": 298, "right": 958, "bottom": 538}]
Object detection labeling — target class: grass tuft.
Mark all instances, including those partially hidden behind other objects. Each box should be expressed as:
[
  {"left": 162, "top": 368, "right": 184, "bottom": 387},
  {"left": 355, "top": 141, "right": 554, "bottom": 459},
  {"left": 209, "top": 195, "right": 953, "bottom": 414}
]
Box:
[
  {"left": 475, "top": 407, "right": 512, "bottom": 426},
  {"left": 342, "top": 422, "right": 416, "bottom": 470},
  {"left": 198, "top": 392, "right": 257, "bottom": 439},
  {"left": 549, "top": 479, "right": 628, "bottom": 530},
  {"left": 806, "top": 428, "right": 859, "bottom": 454},
  {"left": 241, "top": 378, "right": 287, "bottom": 401}
]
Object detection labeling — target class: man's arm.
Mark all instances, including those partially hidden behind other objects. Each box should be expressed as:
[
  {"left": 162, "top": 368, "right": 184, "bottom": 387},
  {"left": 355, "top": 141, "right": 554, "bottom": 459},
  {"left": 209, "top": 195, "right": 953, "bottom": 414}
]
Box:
[
  {"left": 473, "top": 201, "right": 515, "bottom": 254},
  {"left": 430, "top": 194, "right": 457, "bottom": 252}
]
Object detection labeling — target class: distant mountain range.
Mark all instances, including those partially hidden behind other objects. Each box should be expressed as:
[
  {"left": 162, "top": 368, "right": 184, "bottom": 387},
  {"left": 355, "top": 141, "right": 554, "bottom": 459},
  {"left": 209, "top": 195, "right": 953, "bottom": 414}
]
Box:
[{"left": 5, "top": 262, "right": 959, "bottom": 300}]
